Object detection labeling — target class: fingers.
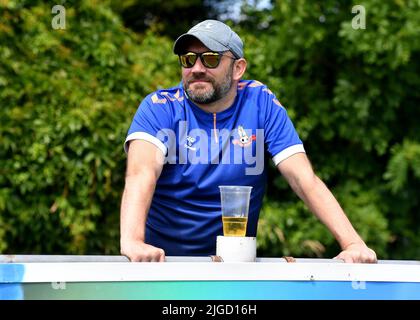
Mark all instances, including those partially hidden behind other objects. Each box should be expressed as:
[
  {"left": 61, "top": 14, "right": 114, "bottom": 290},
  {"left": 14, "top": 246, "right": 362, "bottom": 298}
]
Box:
[
  {"left": 159, "top": 250, "right": 166, "bottom": 262},
  {"left": 334, "top": 254, "right": 354, "bottom": 263},
  {"left": 136, "top": 248, "right": 165, "bottom": 262},
  {"left": 121, "top": 243, "right": 166, "bottom": 262},
  {"left": 362, "top": 249, "right": 377, "bottom": 263},
  {"left": 351, "top": 250, "right": 377, "bottom": 263},
  {"left": 334, "top": 248, "right": 378, "bottom": 263},
  {"left": 148, "top": 248, "right": 165, "bottom": 262}
]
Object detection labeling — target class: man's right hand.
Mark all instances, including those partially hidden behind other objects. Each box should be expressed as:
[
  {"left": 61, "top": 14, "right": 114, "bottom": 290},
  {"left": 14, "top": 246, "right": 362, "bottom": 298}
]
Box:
[
  {"left": 120, "top": 140, "right": 166, "bottom": 263},
  {"left": 121, "top": 240, "right": 166, "bottom": 262}
]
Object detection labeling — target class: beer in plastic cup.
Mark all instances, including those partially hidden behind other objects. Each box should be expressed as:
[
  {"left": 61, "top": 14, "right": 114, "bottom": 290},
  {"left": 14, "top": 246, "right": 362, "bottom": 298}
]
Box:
[{"left": 218, "top": 186, "right": 252, "bottom": 237}]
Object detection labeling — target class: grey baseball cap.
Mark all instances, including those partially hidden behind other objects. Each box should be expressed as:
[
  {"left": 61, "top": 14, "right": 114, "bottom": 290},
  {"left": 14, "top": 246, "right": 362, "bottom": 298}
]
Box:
[{"left": 173, "top": 20, "right": 244, "bottom": 58}]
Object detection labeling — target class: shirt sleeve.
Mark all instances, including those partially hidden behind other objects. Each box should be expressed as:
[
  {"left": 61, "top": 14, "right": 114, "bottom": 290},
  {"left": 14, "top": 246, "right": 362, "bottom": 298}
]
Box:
[
  {"left": 262, "top": 88, "right": 305, "bottom": 166},
  {"left": 124, "top": 93, "right": 174, "bottom": 155}
]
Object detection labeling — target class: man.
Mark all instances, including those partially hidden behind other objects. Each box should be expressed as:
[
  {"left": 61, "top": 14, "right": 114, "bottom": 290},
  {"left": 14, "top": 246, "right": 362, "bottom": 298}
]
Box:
[{"left": 120, "top": 20, "right": 377, "bottom": 263}]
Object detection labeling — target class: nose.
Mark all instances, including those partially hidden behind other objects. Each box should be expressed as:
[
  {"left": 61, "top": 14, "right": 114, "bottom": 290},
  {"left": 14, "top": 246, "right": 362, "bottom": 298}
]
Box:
[{"left": 190, "top": 56, "right": 207, "bottom": 74}]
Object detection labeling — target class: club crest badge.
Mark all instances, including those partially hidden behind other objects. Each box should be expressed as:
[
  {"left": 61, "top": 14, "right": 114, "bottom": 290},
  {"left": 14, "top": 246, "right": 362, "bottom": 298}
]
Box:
[{"left": 232, "top": 126, "right": 256, "bottom": 148}]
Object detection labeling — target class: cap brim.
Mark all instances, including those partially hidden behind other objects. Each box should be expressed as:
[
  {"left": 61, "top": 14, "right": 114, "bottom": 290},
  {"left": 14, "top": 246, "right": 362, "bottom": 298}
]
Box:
[{"left": 173, "top": 33, "right": 228, "bottom": 54}]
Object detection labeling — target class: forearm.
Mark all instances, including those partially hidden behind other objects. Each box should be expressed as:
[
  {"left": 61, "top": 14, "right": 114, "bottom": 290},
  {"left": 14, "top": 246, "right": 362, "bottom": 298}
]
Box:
[
  {"left": 292, "top": 174, "right": 364, "bottom": 250},
  {"left": 120, "top": 171, "right": 157, "bottom": 244},
  {"left": 278, "top": 153, "right": 375, "bottom": 262}
]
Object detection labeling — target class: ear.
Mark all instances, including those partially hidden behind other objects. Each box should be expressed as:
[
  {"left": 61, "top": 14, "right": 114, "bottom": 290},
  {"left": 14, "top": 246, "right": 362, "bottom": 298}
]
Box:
[{"left": 232, "top": 58, "right": 247, "bottom": 81}]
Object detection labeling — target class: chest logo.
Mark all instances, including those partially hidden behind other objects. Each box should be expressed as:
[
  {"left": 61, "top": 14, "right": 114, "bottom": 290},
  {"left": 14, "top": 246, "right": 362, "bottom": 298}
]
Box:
[
  {"left": 232, "top": 126, "right": 256, "bottom": 148},
  {"left": 185, "top": 135, "right": 197, "bottom": 151}
]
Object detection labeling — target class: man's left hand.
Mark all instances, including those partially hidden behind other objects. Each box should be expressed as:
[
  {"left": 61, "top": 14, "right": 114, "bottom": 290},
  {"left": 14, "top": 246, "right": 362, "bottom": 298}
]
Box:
[{"left": 334, "top": 242, "right": 377, "bottom": 263}]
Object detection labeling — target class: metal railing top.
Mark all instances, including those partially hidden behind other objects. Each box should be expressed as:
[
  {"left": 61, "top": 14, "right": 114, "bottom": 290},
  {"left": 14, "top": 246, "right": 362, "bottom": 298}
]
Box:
[{"left": 0, "top": 254, "right": 419, "bottom": 264}]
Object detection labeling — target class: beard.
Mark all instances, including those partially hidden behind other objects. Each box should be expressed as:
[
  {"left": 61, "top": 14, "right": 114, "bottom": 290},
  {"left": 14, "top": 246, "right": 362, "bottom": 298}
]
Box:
[{"left": 184, "top": 64, "right": 234, "bottom": 104}]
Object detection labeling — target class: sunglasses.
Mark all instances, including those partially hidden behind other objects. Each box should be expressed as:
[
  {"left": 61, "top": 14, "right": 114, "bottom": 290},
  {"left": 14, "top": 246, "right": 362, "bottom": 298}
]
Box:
[{"left": 178, "top": 51, "right": 236, "bottom": 69}]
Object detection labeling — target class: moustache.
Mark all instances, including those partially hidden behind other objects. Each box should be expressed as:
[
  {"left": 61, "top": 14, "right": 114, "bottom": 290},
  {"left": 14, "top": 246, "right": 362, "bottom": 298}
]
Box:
[{"left": 187, "top": 76, "right": 214, "bottom": 85}]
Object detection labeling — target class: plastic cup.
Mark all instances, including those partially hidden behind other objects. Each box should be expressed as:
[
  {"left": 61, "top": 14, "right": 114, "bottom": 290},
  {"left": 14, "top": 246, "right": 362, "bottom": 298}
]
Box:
[{"left": 219, "top": 186, "right": 252, "bottom": 237}]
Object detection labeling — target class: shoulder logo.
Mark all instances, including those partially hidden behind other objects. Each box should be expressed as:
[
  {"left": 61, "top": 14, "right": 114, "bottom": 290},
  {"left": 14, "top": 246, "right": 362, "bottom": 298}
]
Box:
[
  {"left": 151, "top": 90, "right": 184, "bottom": 104},
  {"left": 232, "top": 126, "right": 256, "bottom": 148},
  {"left": 151, "top": 93, "right": 167, "bottom": 104},
  {"left": 249, "top": 80, "right": 264, "bottom": 88}
]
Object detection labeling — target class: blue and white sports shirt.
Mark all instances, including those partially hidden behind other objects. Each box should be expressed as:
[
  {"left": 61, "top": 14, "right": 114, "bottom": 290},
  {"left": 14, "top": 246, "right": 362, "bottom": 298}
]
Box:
[{"left": 125, "top": 80, "right": 305, "bottom": 256}]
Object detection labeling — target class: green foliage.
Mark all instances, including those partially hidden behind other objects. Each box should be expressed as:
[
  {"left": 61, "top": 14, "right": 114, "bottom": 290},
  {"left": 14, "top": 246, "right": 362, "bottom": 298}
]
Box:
[
  {"left": 0, "top": 1, "right": 178, "bottom": 253},
  {"left": 385, "top": 140, "right": 420, "bottom": 194},
  {"left": 258, "top": 180, "right": 390, "bottom": 259},
  {"left": 245, "top": 0, "right": 420, "bottom": 259},
  {"left": 111, "top": 0, "right": 220, "bottom": 39},
  {"left": 382, "top": 139, "right": 420, "bottom": 259},
  {"left": 257, "top": 200, "right": 335, "bottom": 258}
]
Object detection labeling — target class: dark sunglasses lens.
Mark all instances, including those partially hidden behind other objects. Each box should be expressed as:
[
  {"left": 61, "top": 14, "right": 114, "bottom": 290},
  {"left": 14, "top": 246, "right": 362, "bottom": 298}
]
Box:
[
  {"left": 202, "top": 53, "right": 221, "bottom": 68},
  {"left": 180, "top": 54, "right": 197, "bottom": 68}
]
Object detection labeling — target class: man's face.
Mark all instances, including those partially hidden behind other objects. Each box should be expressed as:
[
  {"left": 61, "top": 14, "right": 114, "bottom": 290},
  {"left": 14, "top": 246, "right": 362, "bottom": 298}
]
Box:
[{"left": 181, "top": 40, "right": 235, "bottom": 104}]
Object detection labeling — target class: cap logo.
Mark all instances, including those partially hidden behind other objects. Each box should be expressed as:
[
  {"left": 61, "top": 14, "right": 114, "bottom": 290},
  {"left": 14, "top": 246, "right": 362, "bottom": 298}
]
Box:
[{"left": 204, "top": 22, "right": 213, "bottom": 29}]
